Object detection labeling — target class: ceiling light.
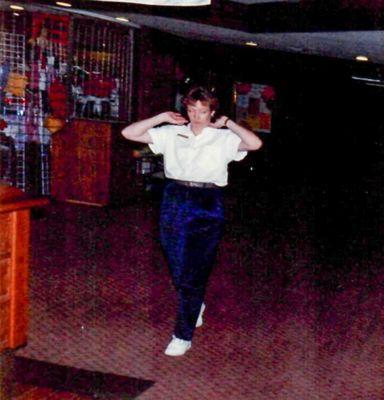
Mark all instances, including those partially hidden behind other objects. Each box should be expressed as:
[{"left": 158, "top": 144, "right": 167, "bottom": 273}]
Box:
[
  {"left": 351, "top": 76, "right": 380, "bottom": 83},
  {"left": 13, "top": 12, "right": 20, "bottom": 16},
  {"left": 366, "top": 82, "right": 384, "bottom": 87},
  {"left": 355, "top": 55, "right": 369, "bottom": 62},
  {"left": 245, "top": 41, "right": 258, "bottom": 47},
  {"left": 56, "top": 2, "right": 72, "bottom": 7},
  {"left": 115, "top": 17, "right": 130, "bottom": 22},
  {"left": 92, "top": 0, "right": 209, "bottom": 4},
  {"left": 10, "top": 5, "right": 24, "bottom": 10}
]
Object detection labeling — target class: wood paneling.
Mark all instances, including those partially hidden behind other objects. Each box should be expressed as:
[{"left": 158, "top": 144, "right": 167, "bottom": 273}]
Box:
[
  {"left": 8, "top": 210, "right": 30, "bottom": 348},
  {"left": 51, "top": 119, "right": 135, "bottom": 206},
  {"left": 0, "top": 184, "right": 48, "bottom": 352},
  {"left": 51, "top": 120, "right": 111, "bottom": 206}
]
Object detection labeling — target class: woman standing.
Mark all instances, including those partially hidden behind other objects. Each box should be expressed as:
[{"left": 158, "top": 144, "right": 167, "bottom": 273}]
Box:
[{"left": 122, "top": 87, "right": 262, "bottom": 356}]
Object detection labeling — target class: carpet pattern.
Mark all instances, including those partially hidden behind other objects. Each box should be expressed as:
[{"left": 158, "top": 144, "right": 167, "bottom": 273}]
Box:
[{"left": 16, "top": 181, "right": 384, "bottom": 399}]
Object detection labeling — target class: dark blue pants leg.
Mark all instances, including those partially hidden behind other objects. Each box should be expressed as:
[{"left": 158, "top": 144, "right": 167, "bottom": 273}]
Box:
[{"left": 160, "top": 182, "right": 224, "bottom": 341}]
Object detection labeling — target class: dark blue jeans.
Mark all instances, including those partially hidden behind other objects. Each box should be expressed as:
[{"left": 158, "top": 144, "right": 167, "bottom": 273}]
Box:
[{"left": 160, "top": 181, "right": 225, "bottom": 340}]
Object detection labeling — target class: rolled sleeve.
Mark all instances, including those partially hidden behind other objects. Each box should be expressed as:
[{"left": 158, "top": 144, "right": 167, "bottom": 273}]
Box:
[
  {"left": 148, "top": 126, "right": 167, "bottom": 155},
  {"left": 225, "top": 131, "right": 247, "bottom": 162}
]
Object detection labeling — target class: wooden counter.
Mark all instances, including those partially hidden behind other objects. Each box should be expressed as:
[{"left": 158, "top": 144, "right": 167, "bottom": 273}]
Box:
[{"left": 0, "top": 184, "right": 48, "bottom": 352}]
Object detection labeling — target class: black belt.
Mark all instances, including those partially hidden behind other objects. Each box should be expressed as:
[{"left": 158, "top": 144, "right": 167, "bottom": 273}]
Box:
[{"left": 169, "top": 179, "right": 219, "bottom": 189}]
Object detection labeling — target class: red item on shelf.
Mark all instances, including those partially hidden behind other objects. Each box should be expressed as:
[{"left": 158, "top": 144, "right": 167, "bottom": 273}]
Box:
[
  {"left": 48, "top": 80, "right": 68, "bottom": 118},
  {"left": 0, "top": 119, "right": 7, "bottom": 131},
  {"left": 83, "top": 78, "right": 114, "bottom": 98},
  {"left": 44, "top": 115, "right": 65, "bottom": 134},
  {"left": 31, "top": 13, "right": 70, "bottom": 46}
]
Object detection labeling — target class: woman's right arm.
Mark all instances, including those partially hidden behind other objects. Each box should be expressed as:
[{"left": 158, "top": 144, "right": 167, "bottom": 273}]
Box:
[{"left": 121, "top": 112, "right": 187, "bottom": 144}]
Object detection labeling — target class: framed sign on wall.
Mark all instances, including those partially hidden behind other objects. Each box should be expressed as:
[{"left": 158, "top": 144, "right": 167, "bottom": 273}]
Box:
[{"left": 234, "top": 82, "right": 275, "bottom": 133}]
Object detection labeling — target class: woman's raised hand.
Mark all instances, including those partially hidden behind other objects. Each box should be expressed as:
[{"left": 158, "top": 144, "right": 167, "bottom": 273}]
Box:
[
  {"left": 209, "top": 115, "right": 229, "bottom": 129},
  {"left": 161, "top": 111, "right": 188, "bottom": 125}
]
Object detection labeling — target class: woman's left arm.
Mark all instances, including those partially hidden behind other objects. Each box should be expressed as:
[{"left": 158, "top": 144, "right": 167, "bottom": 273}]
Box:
[{"left": 211, "top": 116, "right": 263, "bottom": 151}]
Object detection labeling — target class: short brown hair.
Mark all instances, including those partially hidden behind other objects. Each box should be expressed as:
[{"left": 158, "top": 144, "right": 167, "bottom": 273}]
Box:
[{"left": 182, "top": 86, "right": 219, "bottom": 112}]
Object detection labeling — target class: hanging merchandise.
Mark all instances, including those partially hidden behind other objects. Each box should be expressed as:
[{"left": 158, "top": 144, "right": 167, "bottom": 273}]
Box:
[
  {"left": 83, "top": 73, "right": 114, "bottom": 98},
  {"left": 0, "top": 61, "right": 11, "bottom": 113},
  {"left": 0, "top": 61, "right": 10, "bottom": 91},
  {"left": 1, "top": 10, "right": 133, "bottom": 196},
  {"left": 0, "top": 118, "right": 7, "bottom": 131},
  {"left": 31, "top": 14, "right": 70, "bottom": 46},
  {"left": 27, "top": 12, "right": 70, "bottom": 195},
  {"left": 72, "top": 19, "right": 132, "bottom": 121},
  {"left": 43, "top": 115, "right": 65, "bottom": 134},
  {"left": 5, "top": 72, "right": 28, "bottom": 97},
  {"left": 0, "top": 131, "right": 16, "bottom": 186},
  {"left": 0, "top": 28, "right": 27, "bottom": 191},
  {"left": 48, "top": 79, "right": 68, "bottom": 118},
  {"left": 81, "top": 74, "right": 114, "bottom": 118}
]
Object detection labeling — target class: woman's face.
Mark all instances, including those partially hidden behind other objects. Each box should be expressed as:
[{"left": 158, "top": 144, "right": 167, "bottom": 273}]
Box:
[{"left": 186, "top": 100, "right": 214, "bottom": 126}]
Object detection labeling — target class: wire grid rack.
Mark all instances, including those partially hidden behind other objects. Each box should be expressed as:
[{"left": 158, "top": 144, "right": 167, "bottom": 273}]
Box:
[
  {"left": 26, "top": 13, "right": 70, "bottom": 196},
  {"left": 0, "top": 30, "right": 27, "bottom": 190},
  {"left": 0, "top": 11, "right": 70, "bottom": 195},
  {"left": 0, "top": 11, "right": 134, "bottom": 196},
  {"left": 72, "top": 19, "right": 133, "bottom": 122}
]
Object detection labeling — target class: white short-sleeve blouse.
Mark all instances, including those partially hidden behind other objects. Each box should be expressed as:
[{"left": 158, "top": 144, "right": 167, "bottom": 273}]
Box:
[{"left": 148, "top": 124, "right": 247, "bottom": 187}]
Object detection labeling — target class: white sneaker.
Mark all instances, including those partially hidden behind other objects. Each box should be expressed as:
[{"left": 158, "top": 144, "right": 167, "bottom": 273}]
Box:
[
  {"left": 164, "top": 335, "right": 191, "bottom": 356},
  {"left": 195, "top": 303, "right": 206, "bottom": 328}
]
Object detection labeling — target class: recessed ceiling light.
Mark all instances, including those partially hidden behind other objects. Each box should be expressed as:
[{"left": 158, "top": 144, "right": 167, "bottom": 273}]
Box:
[
  {"left": 245, "top": 41, "right": 258, "bottom": 47},
  {"left": 10, "top": 5, "right": 24, "bottom": 10},
  {"left": 355, "top": 55, "right": 369, "bottom": 62},
  {"left": 115, "top": 17, "right": 130, "bottom": 22},
  {"left": 56, "top": 2, "right": 72, "bottom": 7}
]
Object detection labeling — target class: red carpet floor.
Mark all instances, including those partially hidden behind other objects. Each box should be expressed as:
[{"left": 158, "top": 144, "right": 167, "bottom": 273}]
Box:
[{"left": 15, "top": 181, "right": 384, "bottom": 399}]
